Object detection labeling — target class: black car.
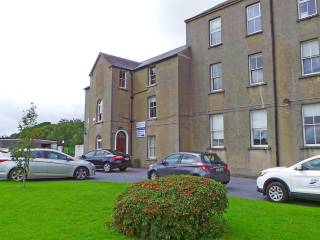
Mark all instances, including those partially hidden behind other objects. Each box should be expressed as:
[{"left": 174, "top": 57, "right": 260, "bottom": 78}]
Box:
[
  {"left": 147, "top": 152, "right": 230, "bottom": 184},
  {"left": 80, "top": 149, "right": 130, "bottom": 172}
]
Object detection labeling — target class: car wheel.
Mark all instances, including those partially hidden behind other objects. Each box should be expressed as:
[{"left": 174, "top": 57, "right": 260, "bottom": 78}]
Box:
[
  {"left": 119, "top": 167, "right": 127, "bottom": 172},
  {"left": 149, "top": 171, "right": 158, "bottom": 180},
  {"left": 9, "top": 168, "right": 25, "bottom": 182},
  {"left": 266, "top": 182, "right": 288, "bottom": 203},
  {"left": 74, "top": 167, "right": 89, "bottom": 180},
  {"left": 103, "top": 163, "right": 112, "bottom": 173}
]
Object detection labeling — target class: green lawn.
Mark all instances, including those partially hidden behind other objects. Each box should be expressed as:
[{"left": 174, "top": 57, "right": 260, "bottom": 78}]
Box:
[{"left": 0, "top": 181, "right": 319, "bottom": 240}]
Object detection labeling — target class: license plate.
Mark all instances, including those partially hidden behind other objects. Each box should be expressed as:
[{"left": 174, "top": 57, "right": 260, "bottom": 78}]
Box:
[
  {"left": 125, "top": 157, "right": 129, "bottom": 160},
  {"left": 215, "top": 168, "right": 224, "bottom": 172}
]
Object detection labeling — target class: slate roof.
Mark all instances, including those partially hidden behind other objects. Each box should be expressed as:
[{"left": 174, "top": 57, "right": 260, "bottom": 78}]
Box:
[
  {"left": 135, "top": 45, "right": 189, "bottom": 70},
  {"left": 89, "top": 45, "right": 189, "bottom": 76},
  {"left": 185, "top": 0, "right": 241, "bottom": 23}
]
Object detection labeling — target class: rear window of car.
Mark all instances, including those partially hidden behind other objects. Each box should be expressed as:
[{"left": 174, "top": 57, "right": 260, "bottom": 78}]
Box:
[
  {"left": 203, "top": 154, "right": 222, "bottom": 164},
  {"left": 181, "top": 154, "right": 200, "bottom": 164}
]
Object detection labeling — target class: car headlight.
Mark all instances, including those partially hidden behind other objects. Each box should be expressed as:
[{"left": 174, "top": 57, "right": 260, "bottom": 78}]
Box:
[{"left": 259, "top": 171, "right": 267, "bottom": 177}]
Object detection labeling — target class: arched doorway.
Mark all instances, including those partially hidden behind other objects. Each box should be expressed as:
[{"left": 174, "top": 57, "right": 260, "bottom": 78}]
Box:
[{"left": 115, "top": 130, "right": 128, "bottom": 154}]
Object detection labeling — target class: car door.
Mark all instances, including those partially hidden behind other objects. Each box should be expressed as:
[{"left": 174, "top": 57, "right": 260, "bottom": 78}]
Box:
[
  {"left": 290, "top": 158, "right": 320, "bottom": 195},
  {"left": 93, "top": 150, "right": 113, "bottom": 168},
  {"left": 28, "top": 150, "right": 48, "bottom": 177},
  {"left": 156, "top": 154, "right": 182, "bottom": 177},
  {"left": 179, "top": 154, "right": 201, "bottom": 175},
  {"left": 45, "top": 151, "right": 74, "bottom": 176}
]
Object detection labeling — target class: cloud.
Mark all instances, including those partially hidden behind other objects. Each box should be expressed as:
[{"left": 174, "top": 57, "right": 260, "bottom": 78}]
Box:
[{"left": 0, "top": 0, "right": 223, "bottom": 136}]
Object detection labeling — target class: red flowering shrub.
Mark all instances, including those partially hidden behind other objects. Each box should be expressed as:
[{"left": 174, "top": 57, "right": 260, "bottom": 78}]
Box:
[{"left": 113, "top": 175, "right": 228, "bottom": 240}]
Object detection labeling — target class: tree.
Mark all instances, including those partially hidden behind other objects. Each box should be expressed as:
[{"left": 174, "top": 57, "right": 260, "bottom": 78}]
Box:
[{"left": 10, "top": 103, "right": 38, "bottom": 187}]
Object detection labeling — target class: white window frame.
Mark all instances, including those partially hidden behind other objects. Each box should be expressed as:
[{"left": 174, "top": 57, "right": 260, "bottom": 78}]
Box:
[
  {"left": 148, "top": 66, "right": 156, "bottom": 86},
  {"left": 250, "top": 110, "right": 268, "bottom": 147},
  {"left": 301, "top": 39, "right": 320, "bottom": 76},
  {"left": 148, "top": 96, "right": 157, "bottom": 119},
  {"left": 249, "top": 53, "right": 264, "bottom": 85},
  {"left": 96, "top": 135, "right": 102, "bottom": 150},
  {"left": 119, "top": 70, "right": 127, "bottom": 89},
  {"left": 210, "top": 63, "right": 223, "bottom": 92},
  {"left": 302, "top": 103, "right": 320, "bottom": 146},
  {"left": 246, "top": 2, "right": 262, "bottom": 35},
  {"left": 298, "top": 0, "right": 318, "bottom": 20},
  {"left": 147, "top": 135, "right": 156, "bottom": 159},
  {"left": 209, "top": 17, "right": 222, "bottom": 47},
  {"left": 210, "top": 114, "right": 224, "bottom": 148},
  {"left": 97, "top": 99, "right": 103, "bottom": 122}
]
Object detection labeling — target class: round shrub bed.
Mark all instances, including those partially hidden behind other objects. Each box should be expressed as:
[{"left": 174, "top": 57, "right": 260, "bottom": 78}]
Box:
[{"left": 113, "top": 175, "right": 228, "bottom": 240}]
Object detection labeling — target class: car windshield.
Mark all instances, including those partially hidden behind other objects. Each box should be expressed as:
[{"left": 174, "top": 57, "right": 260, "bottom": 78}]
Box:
[{"left": 203, "top": 154, "right": 222, "bottom": 164}]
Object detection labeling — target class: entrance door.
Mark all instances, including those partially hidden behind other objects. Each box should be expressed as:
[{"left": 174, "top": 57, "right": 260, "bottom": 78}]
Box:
[{"left": 116, "top": 131, "right": 127, "bottom": 153}]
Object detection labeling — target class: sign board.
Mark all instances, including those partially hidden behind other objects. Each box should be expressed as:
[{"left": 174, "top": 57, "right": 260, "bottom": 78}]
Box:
[{"left": 136, "top": 121, "right": 146, "bottom": 138}]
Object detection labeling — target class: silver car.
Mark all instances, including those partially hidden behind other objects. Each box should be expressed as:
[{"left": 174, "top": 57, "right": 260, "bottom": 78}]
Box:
[{"left": 0, "top": 149, "right": 95, "bottom": 181}]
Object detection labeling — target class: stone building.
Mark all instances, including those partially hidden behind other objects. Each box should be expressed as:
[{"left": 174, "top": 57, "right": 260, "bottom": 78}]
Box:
[{"left": 84, "top": 0, "right": 320, "bottom": 176}]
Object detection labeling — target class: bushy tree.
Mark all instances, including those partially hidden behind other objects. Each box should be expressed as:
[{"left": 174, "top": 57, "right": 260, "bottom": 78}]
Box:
[{"left": 10, "top": 103, "right": 38, "bottom": 187}]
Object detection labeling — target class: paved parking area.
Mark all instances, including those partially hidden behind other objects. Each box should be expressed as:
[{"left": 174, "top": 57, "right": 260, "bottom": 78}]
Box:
[{"left": 90, "top": 168, "right": 263, "bottom": 200}]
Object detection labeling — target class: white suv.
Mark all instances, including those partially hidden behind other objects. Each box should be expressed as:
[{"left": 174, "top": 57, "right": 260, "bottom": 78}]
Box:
[{"left": 257, "top": 156, "right": 320, "bottom": 202}]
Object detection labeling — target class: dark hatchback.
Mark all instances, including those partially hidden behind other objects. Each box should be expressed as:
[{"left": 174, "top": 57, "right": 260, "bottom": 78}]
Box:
[
  {"left": 147, "top": 152, "right": 230, "bottom": 184},
  {"left": 79, "top": 149, "right": 130, "bottom": 172}
]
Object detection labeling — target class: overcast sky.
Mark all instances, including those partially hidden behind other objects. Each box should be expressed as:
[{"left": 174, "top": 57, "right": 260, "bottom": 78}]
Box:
[{"left": 0, "top": 0, "right": 223, "bottom": 136}]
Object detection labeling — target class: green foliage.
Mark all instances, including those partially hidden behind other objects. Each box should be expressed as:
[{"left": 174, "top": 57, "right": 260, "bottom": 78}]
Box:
[
  {"left": 10, "top": 103, "right": 38, "bottom": 187},
  {"left": 113, "top": 175, "right": 228, "bottom": 240},
  {"left": 14, "top": 118, "right": 84, "bottom": 154}
]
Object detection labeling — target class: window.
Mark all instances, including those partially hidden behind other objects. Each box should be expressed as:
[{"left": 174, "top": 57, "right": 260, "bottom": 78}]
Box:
[
  {"left": 84, "top": 151, "right": 95, "bottom": 158},
  {"left": 247, "top": 3, "right": 262, "bottom": 35},
  {"left": 31, "top": 150, "right": 45, "bottom": 159},
  {"left": 181, "top": 154, "right": 199, "bottom": 164},
  {"left": 251, "top": 110, "right": 268, "bottom": 146},
  {"left": 301, "top": 40, "right": 320, "bottom": 76},
  {"left": 210, "top": 63, "right": 223, "bottom": 92},
  {"left": 96, "top": 135, "right": 102, "bottom": 150},
  {"left": 148, "top": 66, "right": 156, "bottom": 86},
  {"left": 95, "top": 150, "right": 112, "bottom": 157},
  {"left": 303, "top": 104, "right": 320, "bottom": 146},
  {"left": 97, "top": 99, "right": 103, "bottom": 122},
  {"left": 298, "top": 0, "right": 318, "bottom": 19},
  {"left": 45, "top": 151, "right": 68, "bottom": 161},
  {"left": 164, "top": 154, "right": 181, "bottom": 165},
  {"left": 147, "top": 136, "right": 156, "bottom": 159},
  {"left": 249, "top": 53, "right": 264, "bottom": 85},
  {"left": 210, "top": 114, "right": 224, "bottom": 148},
  {"left": 209, "top": 17, "right": 222, "bottom": 47},
  {"left": 119, "top": 70, "right": 127, "bottom": 89},
  {"left": 148, "top": 96, "right": 157, "bottom": 119},
  {"left": 303, "top": 158, "right": 320, "bottom": 170}
]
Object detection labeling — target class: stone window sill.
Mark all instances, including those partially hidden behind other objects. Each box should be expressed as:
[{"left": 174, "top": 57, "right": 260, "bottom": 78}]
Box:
[
  {"left": 300, "top": 146, "right": 320, "bottom": 150},
  {"left": 208, "top": 89, "right": 225, "bottom": 95},
  {"left": 299, "top": 73, "right": 320, "bottom": 80},
  {"left": 208, "top": 43, "right": 223, "bottom": 49},
  {"left": 297, "top": 14, "right": 319, "bottom": 22},
  {"left": 247, "top": 82, "right": 267, "bottom": 88},
  {"left": 248, "top": 146, "right": 271, "bottom": 151},
  {"left": 246, "top": 31, "right": 263, "bottom": 38}
]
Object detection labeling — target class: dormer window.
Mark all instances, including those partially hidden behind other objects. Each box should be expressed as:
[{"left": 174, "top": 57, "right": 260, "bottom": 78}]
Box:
[{"left": 148, "top": 66, "right": 156, "bottom": 86}]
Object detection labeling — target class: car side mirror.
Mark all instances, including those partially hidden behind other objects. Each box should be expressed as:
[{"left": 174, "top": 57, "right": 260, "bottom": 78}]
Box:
[
  {"left": 162, "top": 161, "right": 168, "bottom": 166},
  {"left": 296, "top": 164, "right": 303, "bottom": 171},
  {"left": 81, "top": 155, "right": 86, "bottom": 159}
]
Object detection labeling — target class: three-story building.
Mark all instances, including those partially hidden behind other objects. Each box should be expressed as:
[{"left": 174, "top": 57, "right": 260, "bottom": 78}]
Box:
[{"left": 84, "top": 0, "right": 320, "bottom": 176}]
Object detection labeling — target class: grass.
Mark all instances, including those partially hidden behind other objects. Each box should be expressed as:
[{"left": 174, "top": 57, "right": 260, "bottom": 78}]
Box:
[{"left": 0, "top": 181, "right": 319, "bottom": 240}]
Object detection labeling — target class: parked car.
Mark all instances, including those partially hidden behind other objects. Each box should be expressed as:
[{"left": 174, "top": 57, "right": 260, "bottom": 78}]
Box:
[
  {"left": 0, "top": 148, "right": 95, "bottom": 181},
  {"left": 257, "top": 155, "right": 320, "bottom": 202},
  {"left": 107, "top": 149, "right": 131, "bottom": 163},
  {"left": 147, "top": 152, "right": 230, "bottom": 184},
  {"left": 79, "top": 149, "right": 130, "bottom": 172}
]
